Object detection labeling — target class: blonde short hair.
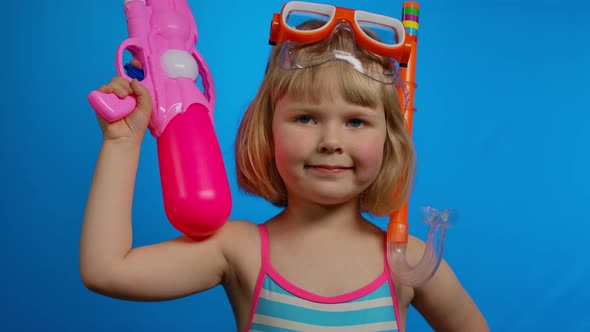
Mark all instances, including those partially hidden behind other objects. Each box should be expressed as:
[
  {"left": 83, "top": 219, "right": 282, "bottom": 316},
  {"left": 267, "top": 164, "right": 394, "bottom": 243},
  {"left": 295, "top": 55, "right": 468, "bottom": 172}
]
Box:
[{"left": 235, "top": 26, "right": 416, "bottom": 216}]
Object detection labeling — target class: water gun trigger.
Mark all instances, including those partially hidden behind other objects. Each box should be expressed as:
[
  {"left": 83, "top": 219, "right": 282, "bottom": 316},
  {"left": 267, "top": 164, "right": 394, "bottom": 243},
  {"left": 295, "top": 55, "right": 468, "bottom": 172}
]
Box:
[{"left": 116, "top": 39, "right": 145, "bottom": 81}]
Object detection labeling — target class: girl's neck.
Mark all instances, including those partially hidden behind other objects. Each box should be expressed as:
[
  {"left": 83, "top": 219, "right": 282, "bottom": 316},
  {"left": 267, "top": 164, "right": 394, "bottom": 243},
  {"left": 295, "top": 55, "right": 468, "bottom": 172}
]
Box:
[{"left": 275, "top": 195, "right": 366, "bottom": 233}]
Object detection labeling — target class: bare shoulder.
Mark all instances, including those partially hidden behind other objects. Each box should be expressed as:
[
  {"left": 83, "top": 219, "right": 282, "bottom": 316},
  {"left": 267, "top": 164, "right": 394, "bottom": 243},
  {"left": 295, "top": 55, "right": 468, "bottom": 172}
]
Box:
[
  {"left": 405, "top": 235, "right": 489, "bottom": 331},
  {"left": 217, "top": 220, "right": 262, "bottom": 278},
  {"left": 217, "top": 219, "right": 260, "bottom": 258},
  {"left": 217, "top": 219, "right": 259, "bottom": 236}
]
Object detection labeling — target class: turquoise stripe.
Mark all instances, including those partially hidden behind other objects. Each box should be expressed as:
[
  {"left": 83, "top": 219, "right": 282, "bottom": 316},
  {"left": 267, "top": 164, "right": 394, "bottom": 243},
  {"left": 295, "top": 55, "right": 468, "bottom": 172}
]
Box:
[
  {"left": 249, "top": 323, "right": 300, "bottom": 332},
  {"left": 350, "top": 282, "right": 392, "bottom": 302},
  {"left": 264, "top": 277, "right": 296, "bottom": 297},
  {"left": 256, "top": 297, "right": 396, "bottom": 327}
]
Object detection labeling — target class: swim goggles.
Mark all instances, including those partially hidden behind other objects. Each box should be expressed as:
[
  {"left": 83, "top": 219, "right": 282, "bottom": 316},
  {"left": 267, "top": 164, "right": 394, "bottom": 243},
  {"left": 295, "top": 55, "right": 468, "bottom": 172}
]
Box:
[{"left": 268, "top": 1, "right": 409, "bottom": 83}]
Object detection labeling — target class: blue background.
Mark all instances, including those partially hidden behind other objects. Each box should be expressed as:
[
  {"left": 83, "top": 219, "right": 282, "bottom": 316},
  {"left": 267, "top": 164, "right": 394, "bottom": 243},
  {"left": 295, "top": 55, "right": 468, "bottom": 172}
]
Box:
[{"left": 2, "top": 0, "right": 589, "bottom": 331}]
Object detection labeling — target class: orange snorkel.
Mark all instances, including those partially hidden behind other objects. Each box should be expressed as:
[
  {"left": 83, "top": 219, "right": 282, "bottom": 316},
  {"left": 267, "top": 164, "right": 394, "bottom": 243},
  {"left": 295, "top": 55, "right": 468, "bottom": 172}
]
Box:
[
  {"left": 387, "top": 2, "right": 457, "bottom": 287},
  {"left": 389, "top": 2, "right": 420, "bottom": 247}
]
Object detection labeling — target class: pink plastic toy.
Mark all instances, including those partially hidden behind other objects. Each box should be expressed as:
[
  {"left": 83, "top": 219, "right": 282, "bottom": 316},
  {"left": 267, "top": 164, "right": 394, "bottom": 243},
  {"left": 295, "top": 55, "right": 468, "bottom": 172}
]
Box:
[{"left": 88, "top": 0, "right": 231, "bottom": 238}]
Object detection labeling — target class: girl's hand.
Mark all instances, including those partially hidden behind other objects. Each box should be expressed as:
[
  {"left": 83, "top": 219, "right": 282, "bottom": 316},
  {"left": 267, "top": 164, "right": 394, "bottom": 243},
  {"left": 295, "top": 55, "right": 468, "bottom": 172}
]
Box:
[{"left": 95, "top": 77, "right": 152, "bottom": 145}]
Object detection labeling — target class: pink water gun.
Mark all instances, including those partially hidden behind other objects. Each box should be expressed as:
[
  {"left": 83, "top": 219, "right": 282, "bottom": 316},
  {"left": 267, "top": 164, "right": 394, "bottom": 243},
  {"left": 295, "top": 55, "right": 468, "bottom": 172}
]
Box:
[{"left": 88, "top": 0, "right": 231, "bottom": 238}]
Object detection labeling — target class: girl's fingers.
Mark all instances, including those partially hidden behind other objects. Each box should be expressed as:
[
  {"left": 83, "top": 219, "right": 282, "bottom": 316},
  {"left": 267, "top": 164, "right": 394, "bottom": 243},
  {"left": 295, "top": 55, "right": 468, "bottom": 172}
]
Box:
[
  {"left": 97, "top": 85, "right": 113, "bottom": 93},
  {"left": 111, "top": 79, "right": 134, "bottom": 98},
  {"left": 97, "top": 77, "right": 133, "bottom": 98},
  {"left": 130, "top": 79, "right": 152, "bottom": 116}
]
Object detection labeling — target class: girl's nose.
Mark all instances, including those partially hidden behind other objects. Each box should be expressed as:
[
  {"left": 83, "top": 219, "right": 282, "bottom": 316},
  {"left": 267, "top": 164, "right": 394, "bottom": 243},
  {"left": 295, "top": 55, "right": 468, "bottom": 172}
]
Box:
[{"left": 317, "top": 127, "right": 343, "bottom": 154}]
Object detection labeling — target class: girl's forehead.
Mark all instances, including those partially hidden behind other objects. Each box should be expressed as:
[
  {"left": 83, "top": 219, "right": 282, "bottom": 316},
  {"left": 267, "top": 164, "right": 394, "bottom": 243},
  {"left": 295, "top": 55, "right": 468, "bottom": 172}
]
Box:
[
  {"left": 285, "top": 67, "right": 383, "bottom": 108},
  {"left": 285, "top": 77, "right": 343, "bottom": 101},
  {"left": 277, "top": 88, "right": 385, "bottom": 116}
]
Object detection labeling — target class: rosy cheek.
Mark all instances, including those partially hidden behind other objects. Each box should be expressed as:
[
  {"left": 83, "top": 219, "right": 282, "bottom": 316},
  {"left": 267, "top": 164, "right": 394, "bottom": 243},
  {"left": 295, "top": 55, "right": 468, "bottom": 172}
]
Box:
[
  {"left": 352, "top": 135, "right": 385, "bottom": 167},
  {"left": 361, "top": 148, "right": 384, "bottom": 167},
  {"left": 276, "top": 133, "right": 298, "bottom": 158},
  {"left": 274, "top": 126, "right": 306, "bottom": 167}
]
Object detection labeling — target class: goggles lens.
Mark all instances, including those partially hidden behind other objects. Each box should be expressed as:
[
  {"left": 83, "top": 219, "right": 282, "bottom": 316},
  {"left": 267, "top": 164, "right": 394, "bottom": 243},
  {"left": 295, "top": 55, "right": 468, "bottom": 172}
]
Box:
[
  {"left": 285, "top": 10, "right": 330, "bottom": 29},
  {"left": 356, "top": 20, "right": 400, "bottom": 46}
]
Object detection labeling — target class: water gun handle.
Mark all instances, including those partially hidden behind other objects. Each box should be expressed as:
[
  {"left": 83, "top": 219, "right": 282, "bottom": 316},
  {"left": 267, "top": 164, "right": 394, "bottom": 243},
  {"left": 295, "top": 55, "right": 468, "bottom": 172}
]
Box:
[{"left": 88, "top": 38, "right": 143, "bottom": 122}]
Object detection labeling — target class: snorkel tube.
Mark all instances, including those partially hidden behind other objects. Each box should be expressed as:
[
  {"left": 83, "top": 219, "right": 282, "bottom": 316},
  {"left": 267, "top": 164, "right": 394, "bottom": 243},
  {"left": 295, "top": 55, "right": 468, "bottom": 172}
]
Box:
[{"left": 387, "top": 2, "right": 458, "bottom": 287}]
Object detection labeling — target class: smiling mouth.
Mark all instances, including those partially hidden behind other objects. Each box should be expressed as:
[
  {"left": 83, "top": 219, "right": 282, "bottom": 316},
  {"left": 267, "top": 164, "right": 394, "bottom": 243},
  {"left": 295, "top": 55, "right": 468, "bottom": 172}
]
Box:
[{"left": 306, "top": 165, "right": 353, "bottom": 172}]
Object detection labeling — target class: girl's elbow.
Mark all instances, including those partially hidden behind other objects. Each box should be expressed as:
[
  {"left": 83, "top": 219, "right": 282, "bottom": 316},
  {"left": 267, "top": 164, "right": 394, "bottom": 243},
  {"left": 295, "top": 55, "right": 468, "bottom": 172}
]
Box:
[{"left": 79, "top": 264, "right": 118, "bottom": 296}]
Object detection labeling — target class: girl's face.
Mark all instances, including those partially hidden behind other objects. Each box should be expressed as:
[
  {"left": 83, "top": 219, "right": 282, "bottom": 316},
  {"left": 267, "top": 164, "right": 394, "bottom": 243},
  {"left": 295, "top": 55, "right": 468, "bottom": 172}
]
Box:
[{"left": 272, "top": 82, "right": 387, "bottom": 207}]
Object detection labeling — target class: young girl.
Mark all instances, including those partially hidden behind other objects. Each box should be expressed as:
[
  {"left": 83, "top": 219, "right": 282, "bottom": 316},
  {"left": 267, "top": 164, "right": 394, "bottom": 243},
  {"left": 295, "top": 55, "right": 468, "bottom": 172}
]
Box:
[{"left": 80, "top": 3, "right": 488, "bottom": 331}]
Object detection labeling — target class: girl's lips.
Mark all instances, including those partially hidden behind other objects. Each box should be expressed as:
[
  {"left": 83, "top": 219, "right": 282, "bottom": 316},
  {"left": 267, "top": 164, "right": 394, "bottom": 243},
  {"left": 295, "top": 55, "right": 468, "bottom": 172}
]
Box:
[
  {"left": 314, "top": 165, "right": 350, "bottom": 169},
  {"left": 306, "top": 165, "right": 353, "bottom": 173}
]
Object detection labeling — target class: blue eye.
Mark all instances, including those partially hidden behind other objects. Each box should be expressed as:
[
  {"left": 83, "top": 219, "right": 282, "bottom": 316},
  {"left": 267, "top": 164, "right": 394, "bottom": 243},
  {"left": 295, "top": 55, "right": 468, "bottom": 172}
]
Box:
[
  {"left": 348, "top": 119, "right": 365, "bottom": 128},
  {"left": 297, "top": 115, "right": 313, "bottom": 124}
]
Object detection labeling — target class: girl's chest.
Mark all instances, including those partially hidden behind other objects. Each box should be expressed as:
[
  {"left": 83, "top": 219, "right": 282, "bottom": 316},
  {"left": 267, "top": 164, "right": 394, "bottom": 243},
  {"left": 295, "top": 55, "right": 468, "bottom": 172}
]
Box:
[{"left": 269, "top": 241, "right": 386, "bottom": 297}]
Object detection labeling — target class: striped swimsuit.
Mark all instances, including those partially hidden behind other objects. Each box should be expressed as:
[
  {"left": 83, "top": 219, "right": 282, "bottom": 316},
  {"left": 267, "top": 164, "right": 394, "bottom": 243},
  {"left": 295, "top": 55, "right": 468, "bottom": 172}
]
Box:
[{"left": 246, "top": 224, "right": 400, "bottom": 331}]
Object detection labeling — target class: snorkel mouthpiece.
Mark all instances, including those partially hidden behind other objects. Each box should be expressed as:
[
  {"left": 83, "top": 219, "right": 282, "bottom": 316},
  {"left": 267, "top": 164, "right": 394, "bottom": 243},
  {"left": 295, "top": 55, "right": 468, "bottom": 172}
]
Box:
[{"left": 388, "top": 206, "right": 457, "bottom": 287}]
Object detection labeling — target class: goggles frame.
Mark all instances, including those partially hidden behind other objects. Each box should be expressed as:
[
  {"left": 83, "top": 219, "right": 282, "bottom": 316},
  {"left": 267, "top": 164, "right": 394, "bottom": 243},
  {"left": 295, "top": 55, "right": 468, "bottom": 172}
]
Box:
[{"left": 269, "top": 1, "right": 410, "bottom": 62}]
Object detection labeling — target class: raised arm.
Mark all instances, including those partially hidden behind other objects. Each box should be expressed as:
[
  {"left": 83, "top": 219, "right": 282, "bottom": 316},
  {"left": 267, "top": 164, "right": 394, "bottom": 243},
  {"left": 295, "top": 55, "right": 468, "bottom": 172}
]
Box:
[{"left": 79, "top": 78, "right": 229, "bottom": 301}]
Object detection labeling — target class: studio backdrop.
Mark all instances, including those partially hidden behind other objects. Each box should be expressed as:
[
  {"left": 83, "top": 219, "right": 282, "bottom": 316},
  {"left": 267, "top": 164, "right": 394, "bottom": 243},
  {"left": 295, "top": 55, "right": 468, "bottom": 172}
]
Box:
[{"left": 2, "top": 0, "right": 589, "bottom": 331}]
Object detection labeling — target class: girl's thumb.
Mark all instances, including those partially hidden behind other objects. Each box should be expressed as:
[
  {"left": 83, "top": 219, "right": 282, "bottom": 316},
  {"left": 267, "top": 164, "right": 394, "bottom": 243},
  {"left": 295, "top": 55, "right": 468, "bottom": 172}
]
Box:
[{"left": 130, "top": 79, "right": 152, "bottom": 116}]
